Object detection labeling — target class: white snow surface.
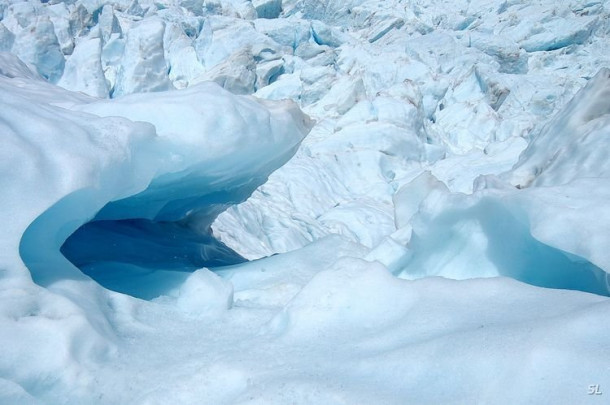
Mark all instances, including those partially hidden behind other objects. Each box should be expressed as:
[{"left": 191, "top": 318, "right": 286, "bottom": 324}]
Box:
[{"left": 1, "top": 0, "right": 610, "bottom": 403}]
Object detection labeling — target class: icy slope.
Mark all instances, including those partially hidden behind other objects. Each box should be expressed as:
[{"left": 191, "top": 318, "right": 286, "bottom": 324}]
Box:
[
  {"left": 387, "top": 69, "right": 610, "bottom": 295},
  {"left": 1, "top": 0, "right": 610, "bottom": 403},
  {"left": 212, "top": 0, "right": 610, "bottom": 258}
]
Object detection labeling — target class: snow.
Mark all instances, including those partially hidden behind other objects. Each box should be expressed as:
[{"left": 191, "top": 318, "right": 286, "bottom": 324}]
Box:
[
  {"left": 1, "top": 0, "right": 610, "bottom": 403},
  {"left": 176, "top": 268, "right": 234, "bottom": 317}
]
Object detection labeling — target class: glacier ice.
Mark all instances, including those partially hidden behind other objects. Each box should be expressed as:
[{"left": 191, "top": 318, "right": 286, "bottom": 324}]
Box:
[
  {"left": 386, "top": 69, "right": 610, "bottom": 295},
  {"left": 58, "top": 36, "right": 109, "bottom": 97},
  {"left": 112, "top": 18, "right": 172, "bottom": 96},
  {"left": 14, "top": 78, "right": 310, "bottom": 297},
  {"left": 1, "top": 0, "right": 610, "bottom": 403}
]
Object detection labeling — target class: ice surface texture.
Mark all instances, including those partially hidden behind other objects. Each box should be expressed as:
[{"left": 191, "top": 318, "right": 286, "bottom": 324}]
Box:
[{"left": 388, "top": 70, "right": 610, "bottom": 296}]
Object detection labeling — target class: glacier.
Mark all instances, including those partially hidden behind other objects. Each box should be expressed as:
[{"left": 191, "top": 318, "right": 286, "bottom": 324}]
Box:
[{"left": 1, "top": 0, "right": 610, "bottom": 403}]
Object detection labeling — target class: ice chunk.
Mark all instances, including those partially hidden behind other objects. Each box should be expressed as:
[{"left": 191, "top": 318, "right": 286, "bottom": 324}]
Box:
[
  {"left": 194, "top": 17, "right": 270, "bottom": 69},
  {"left": 113, "top": 18, "right": 172, "bottom": 97},
  {"left": 2, "top": 1, "right": 37, "bottom": 30},
  {"left": 47, "top": 2, "right": 74, "bottom": 55},
  {"left": 393, "top": 171, "right": 449, "bottom": 229},
  {"left": 98, "top": 4, "right": 122, "bottom": 44},
  {"left": 163, "top": 25, "right": 205, "bottom": 88},
  {"left": 12, "top": 16, "right": 65, "bottom": 82},
  {"left": 367, "top": 17, "right": 404, "bottom": 43},
  {"left": 298, "top": 65, "right": 335, "bottom": 104},
  {"left": 216, "top": 234, "right": 368, "bottom": 307},
  {"left": 176, "top": 269, "right": 234, "bottom": 316},
  {"left": 179, "top": 0, "right": 205, "bottom": 15},
  {"left": 255, "top": 58, "right": 284, "bottom": 89},
  {"left": 0, "top": 23, "right": 14, "bottom": 52},
  {"left": 309, "top": 75, "right": 365, "bottom": 115},
  {"left": 193, "top": 48, "right": 256, "bottom": 94},
  {"left": 310, "top": 20, "right": 348, "bottom": 47},
  {"left": 293, "top": 40, "right": 317, "bottom": 57},
  {"left": 436, "top": 100, "right": 500, "bottom": 153},
  {"left": 58, "top": 37, "right": 109, "bottom": 98},
  {"left": 253, "top": 0, "right": 282, "bottom": 19},
  {"left": 211, "top": 0, "right": 257, "bottom": 19},
  {"left": 364, "top": 234, "right": 411, "bottom": 275},
  {"left": 266, "top": 257, "right": 415, "bottom": 339},
  {"left": 100, "top": 34, "right": 124, "bottom": 92},
  {"left": 254, "top": 17, "right": 310, "bottom": 49},
  {"left": 465, "top": 31, "right": 528, "bottom": 74},
  {"left": 67, "top": 3, "right": 94, "bottom": 38},
  {"left": 254, "top": 72, "right": 301, "bottom": 103},
  {"left": 509, "top": 68, "right": 610, "bottom": 187},
  {"left": 520, "top": 15, "right": 599, "bottom": 52}
]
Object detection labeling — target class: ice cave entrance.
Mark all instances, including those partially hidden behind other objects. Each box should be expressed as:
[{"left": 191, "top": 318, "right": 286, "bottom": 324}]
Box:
[
  {"left": 20, "top": 174, "right": 251, "bottom": 300},
  {"left": 59, "top": 217, "right": 246, "bottom": 300}
]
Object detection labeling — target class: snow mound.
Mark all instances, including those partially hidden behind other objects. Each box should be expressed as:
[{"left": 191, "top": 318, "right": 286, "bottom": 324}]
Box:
[
  {"left": 176, "top": 268, "right": 234, "bottom": 317},
  {"left": 0, "top": 55, "right": 310, "bottom": 398},
  {"left": 267, "top": 257, "right": 415, "bottom": 339}
]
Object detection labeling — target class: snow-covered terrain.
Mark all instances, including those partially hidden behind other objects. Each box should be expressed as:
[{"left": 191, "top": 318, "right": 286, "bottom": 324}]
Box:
[{"left": 1, "top": 0, "right": 609, "bottom": 403}]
